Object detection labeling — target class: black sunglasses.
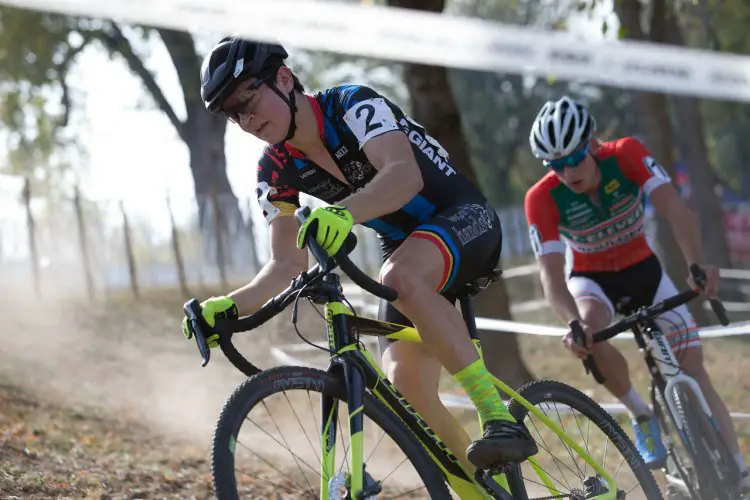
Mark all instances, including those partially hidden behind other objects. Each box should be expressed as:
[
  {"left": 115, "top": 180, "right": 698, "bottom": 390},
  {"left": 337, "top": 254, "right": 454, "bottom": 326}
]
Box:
[{"left": 220, "top": 76, "right": 270, "bottom": 122}]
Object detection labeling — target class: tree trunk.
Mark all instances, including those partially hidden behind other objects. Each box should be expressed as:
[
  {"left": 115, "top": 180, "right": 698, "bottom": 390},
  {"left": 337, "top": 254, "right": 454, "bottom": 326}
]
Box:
[
  {"left": 184, "top": 108, "right": 252, "bottom": 271},
  {"left": 159, "top": 29, "right": 257, "bottom": 274},
  {"left": 472, "top": 277, "right": 534, "bottom": 388},
  {"left": 387, "top": 0, "right": 534, "bottom": 386},
  {"left": 666, "top": 15, "right": 734, "bottom": 272},
  {"left": 185, "top": 107, "right": 231, "bottom": 197},
  {"left": 615, "top": 0, "right": 711, "bottom": 324}
]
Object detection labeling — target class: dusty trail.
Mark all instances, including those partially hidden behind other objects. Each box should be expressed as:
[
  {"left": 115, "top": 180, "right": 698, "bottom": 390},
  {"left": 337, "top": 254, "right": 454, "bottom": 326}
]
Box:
[{"left": 0, "top": 288, "right": 436, "bottom": 497}]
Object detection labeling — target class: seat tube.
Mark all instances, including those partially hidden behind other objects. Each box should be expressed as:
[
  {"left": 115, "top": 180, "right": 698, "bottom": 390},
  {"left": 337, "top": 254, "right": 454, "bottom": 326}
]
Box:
[
  {"left": 459, "top": 296, "right": 483, "bottom": 356},
  {"left": 459, "top": 296, "right": 479, "bottom": 339}
]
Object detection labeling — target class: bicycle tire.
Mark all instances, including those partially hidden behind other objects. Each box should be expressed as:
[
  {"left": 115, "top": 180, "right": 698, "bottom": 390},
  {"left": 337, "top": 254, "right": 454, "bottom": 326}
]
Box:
[
  {"left": 652, "top": 386, "right": 701, "bottom": 500},
  {"left": 507, "top": 380, "right": 662, "bottom": 500},
  {"left": 671, "top": 385, "right": 740, "bottom": 500},
  {"left": 211, "top": 365, "right": 452, "bottom": 499}
]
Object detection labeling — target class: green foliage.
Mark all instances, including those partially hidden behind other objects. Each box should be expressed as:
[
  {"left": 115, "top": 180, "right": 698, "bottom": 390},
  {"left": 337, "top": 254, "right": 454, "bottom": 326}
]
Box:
[
  {"left": 675, "top": 0, "right": 750, "bottom": 197},
  {"left": 290, "top": 48, "right": 409, "bottom": 110},
  {"left": 445, "top": 0, "right": 641, "bottom": 207},
  {"left": 0, "top": 6, "right": 91, "bottom": 190},
  {"left": 576, "top": 0, "right": 750, "bottom": 198},
  {"left": 0, "top": 7, "right": 195, "bottom": 201}
]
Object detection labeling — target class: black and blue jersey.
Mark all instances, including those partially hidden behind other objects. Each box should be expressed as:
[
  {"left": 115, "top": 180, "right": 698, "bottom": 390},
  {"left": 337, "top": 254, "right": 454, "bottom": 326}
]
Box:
[{"left": 255, "top": 84, "right": 487, "bottom": 252}]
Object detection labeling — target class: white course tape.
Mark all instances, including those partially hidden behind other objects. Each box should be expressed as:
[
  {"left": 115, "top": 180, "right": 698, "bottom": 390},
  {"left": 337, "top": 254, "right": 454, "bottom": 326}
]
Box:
[
  {"left": 343, "top": 298, "right": 750, "bottom": 338},
  {"left": 433, "top": 263, "right": 750, "bottom": 281},
  {"left": 3, "top": 0, "right": 750, "bottom": 102},
  {"left": 438, "top": 393, "right": 750, "bottom": 419},
  {"left": 269, "top": 347, "right": 750, "bottom": 419},
  {"left": 499, "top": 263, "right": 540, "bottom": 279},
  {"left": 720, "top": 268, "right": 750, "bottom": 280}
]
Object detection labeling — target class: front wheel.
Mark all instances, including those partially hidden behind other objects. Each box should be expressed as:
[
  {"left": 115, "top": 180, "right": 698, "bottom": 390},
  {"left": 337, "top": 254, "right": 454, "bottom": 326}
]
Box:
[
  {"left": 507, "top": 380, "right": 662, "bottom": 500},
  {"left": 211, "top": 366, "right": 452, "bottom": 499},
  {"left": 667, "top": 385, "right": 741, "bottom": 500}
]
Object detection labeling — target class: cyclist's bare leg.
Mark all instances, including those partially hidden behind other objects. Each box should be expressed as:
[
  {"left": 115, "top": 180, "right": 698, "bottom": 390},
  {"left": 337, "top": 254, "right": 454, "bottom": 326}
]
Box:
[
  {"left": 577, "top": 298, "right": 634, "bottom": 398},
  {"left": 577, "top": 297, "right": 665, "bottom": 466},
  {"left": 380, "top": 238, "right": 478, "bottom": 373},
  {"left": 379, "top": 236, "right": 537, "bottom": 467},
  {"left": 381, "top": 340, "right": 474, "bottom": 473},
  {"left": 677, "top": 345, "right": 744, "bottom": 464}
]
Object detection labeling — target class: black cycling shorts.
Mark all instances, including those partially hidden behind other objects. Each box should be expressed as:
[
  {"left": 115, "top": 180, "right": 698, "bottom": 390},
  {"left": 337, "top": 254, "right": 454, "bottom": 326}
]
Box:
[
  {"left": 569, "top": 254, "right": 663, "bottom": 315},
  {"left": 567, "top": 254, "right": 700, "bottom": 351},
  {"left": 377, "top": 201, "right": 502, "bottom": 353}
]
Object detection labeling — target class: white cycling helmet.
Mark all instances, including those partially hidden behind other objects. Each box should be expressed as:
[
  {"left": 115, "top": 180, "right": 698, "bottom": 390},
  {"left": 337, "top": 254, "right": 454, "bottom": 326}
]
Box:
[{"left": 529, "top": 96, "right": 596, "bottom": 161}]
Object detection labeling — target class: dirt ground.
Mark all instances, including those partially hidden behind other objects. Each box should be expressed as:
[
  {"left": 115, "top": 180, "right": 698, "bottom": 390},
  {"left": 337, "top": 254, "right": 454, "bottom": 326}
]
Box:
[
  {"left": 0, "top": 285, "right": 300, "bottom": 499},
  {"left": 2, "top": 283, "right": 750, "bottom": 499}
]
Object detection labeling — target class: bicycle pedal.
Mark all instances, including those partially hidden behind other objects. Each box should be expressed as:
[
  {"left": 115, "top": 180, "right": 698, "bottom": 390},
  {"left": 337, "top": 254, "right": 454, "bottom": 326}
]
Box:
[{"left": 665, "top": 484, "right": 688, "bottom": 500}]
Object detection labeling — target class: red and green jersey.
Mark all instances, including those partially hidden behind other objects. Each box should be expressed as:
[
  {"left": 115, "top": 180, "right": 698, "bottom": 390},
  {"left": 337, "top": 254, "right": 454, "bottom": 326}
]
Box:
[{"left": 524, "top": 137, "right": 671, "bottom": 272}]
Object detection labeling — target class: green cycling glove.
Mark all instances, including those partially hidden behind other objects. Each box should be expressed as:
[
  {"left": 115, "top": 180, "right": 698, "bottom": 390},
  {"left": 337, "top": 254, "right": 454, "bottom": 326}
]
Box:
[
  {"left": 296, "top": 205, "right": 354, "bottom": 257},
  {"left": 182, "top": 296, "right": 239, "bottom": 348}
]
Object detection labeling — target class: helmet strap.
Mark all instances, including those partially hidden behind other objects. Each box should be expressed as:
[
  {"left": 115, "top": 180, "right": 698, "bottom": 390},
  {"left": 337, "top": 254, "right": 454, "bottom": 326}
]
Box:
[{"left": 267, "top": 83, "right": 298, "bottom": 144}]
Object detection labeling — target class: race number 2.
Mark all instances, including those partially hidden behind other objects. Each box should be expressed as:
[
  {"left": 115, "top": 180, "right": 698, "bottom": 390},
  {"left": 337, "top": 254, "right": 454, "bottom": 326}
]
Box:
[{"left": 344, "top": 98, "right": 399, "bottom": 147}]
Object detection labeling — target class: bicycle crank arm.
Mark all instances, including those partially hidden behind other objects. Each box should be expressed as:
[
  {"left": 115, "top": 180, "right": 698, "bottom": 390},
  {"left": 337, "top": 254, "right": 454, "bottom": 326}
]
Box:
[{"left": 474, "top": 468, "right": 514, "bottom": 499}]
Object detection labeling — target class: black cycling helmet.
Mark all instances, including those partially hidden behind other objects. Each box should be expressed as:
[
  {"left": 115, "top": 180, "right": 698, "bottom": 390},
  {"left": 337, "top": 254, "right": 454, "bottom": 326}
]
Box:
[{"left": 200, "top": 35, "right": 298, "bottom": 142}]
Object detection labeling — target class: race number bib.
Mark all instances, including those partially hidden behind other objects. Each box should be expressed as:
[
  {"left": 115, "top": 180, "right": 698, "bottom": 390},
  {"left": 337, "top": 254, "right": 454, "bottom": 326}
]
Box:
[{"left": 343, "top": 98, "right": 399, "bottom": 147}]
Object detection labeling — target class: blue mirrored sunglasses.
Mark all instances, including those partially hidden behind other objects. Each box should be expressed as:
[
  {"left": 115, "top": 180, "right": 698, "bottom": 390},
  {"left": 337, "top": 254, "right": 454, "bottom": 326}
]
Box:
[{"left": 544, "top": 144, "right": 590, "bottom": 172}]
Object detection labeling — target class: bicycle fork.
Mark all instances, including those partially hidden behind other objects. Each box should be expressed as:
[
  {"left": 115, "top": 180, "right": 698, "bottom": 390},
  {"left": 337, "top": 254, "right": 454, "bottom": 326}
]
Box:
[
  {"left": 646, "top": 328, "right": 714, "bottom": 431},
  {"left": 320, "top": 358, "right": 379, "bottom": 500},
  {"left": 321, "top": 388, "right": 339, "bottom": 498},
  {"left": 642, "top": 326, "right": 722, "bottom": 497},
  {"left": 345, "top": 361, "right": 366, "bottom": 497}
]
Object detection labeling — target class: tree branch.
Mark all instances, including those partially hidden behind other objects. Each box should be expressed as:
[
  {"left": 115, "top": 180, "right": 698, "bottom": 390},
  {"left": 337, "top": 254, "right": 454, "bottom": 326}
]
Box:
[
  {"left": 58, "top": 73, "right": 71, "bottom": 128},
  {"left": 55, "top": 34, "right": 93, "bottom": 127},
  {"left": 155, "top": 29, "right": 202, "bottom": 120},
  {"left": 97, "top": 23, "right": 187, "bottom": 142}
]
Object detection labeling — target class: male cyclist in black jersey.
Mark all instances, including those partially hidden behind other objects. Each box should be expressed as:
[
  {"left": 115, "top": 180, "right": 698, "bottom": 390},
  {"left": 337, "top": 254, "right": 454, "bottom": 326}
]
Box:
[{"left": 181, "top": 35, "right": 537, "bottom": 472}]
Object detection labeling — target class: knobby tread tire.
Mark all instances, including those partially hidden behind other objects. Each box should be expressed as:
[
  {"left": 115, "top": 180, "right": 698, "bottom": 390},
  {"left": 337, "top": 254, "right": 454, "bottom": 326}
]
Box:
[
  {"left": 507, "top": 379, "right": 663, "bottom": 500},
  {"left": 211, "top": 366, "right": 451, "bottom": 499}
]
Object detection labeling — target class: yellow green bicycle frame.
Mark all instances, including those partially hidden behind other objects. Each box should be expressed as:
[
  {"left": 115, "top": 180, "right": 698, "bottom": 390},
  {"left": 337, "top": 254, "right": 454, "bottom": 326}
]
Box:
[{"left": 319, "top": 300, "right": 619, "bottom": 500}]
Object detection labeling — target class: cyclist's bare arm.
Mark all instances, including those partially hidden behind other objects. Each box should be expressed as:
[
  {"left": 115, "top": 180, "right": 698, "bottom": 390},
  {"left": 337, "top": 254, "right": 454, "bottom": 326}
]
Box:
[
  {"left": 339, "top": 131, "right": 424, "bottom": 223},
  {"left": 538, "top": 252, "right": 581, "bottom": 325},
  {"left": 648, "top": 183, "right": 706, "bottom": 268},
  {"left": 228, "top": 215, "right": 308, "bottom": 315},
  {"left": 525, "top": 183, "right": 582, "bottom": 323}
]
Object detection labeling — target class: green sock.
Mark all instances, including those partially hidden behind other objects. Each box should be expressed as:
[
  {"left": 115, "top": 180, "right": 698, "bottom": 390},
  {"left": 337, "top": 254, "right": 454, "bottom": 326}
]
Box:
[{"left": 454, "top": 358, "right": 515, "bottom": 426}]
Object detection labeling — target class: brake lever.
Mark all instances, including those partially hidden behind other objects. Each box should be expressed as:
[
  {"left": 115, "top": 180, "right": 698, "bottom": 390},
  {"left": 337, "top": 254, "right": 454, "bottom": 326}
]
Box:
[
  {"left": 569, "top": 320, "right": 589, "bottom": 373},
  {"left": 689, "top": 264, "right": 729, "bottom": 326},
  {"left": 295, "top": 206, "right": 335, "bottom": 273},
  {"left": 569, "top": 320, "right": 606, "bottom": 384},
  {"left": 183, "top": 298, "right": 211, "bottom": 367}
]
